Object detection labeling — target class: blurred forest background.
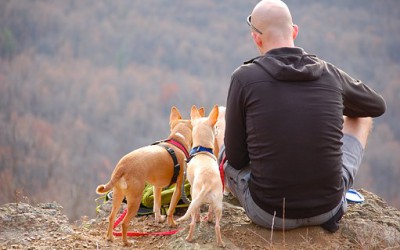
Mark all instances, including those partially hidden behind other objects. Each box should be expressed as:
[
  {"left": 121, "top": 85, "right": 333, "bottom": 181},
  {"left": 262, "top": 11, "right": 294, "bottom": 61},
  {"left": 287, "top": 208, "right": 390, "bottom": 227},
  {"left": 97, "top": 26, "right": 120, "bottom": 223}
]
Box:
[{"left": 0, "top": 0, "right": 399, "bottom": 221}]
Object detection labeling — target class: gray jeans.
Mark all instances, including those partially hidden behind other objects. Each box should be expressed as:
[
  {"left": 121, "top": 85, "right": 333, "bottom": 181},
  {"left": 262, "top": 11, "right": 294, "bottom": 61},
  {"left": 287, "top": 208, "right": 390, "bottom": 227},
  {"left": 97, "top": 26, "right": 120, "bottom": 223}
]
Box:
[{"left": 224, "top": 134, "right": 364, "bottom": 229}]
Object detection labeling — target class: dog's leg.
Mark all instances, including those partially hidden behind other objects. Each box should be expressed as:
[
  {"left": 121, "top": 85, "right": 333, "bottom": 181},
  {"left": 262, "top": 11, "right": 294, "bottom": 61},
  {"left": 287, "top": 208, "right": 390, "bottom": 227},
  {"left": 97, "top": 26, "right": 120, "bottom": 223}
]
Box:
[
  {"left": 166, "top": 179, "right": 183, "bottom": 227},
  {"left": 153, "top": 186, "right": 166, "bottom": 223},
  {"left": 206, "top": 205, "right": 214, "bottom": 223},
  {"left": 200, "top": 204, "right": 213, "bottom": 222},
  {"left": 121, "top": 187, "right": 143, "bottom": 247},
  {"left": 214, "top": 203, "right": 225, "bottom": 247},
  {"left": 106, "top": 188, "right": 124, "bottom": 242},
  {"left": 186, "top": 208, "right": 199, "bottom": 242},
  {"left": 195, "top": 208, "right": 201, "bottom": 223}
]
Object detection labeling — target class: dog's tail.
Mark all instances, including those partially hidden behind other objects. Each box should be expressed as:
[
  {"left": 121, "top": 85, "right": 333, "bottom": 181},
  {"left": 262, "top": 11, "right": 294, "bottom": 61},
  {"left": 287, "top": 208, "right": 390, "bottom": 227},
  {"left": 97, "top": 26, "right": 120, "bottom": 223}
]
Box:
[
  {"left": 176, "top": 185, "right": 210, "bottom": 222},
  {"left": 96, "top": 182, "right": 113, "bottom": 194},
  {"left": 96, "top": 167, "right": 124, "bottom": 194}
]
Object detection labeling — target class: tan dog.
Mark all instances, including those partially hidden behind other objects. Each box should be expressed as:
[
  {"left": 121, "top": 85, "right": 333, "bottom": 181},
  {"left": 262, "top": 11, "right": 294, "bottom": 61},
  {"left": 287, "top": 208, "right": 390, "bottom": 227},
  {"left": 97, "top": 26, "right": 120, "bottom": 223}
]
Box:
[
  {"left": 214, "top": 106, "right": 226, "bottom": 160},
  {"left": 96, "top": 106, "right": 192, "bottom": 246},
  {"left": 177, "top": 105, "right": 225, "bottom": 247},
  {"left": 214, "top": 106, "right": 231, "bottom": 196}
]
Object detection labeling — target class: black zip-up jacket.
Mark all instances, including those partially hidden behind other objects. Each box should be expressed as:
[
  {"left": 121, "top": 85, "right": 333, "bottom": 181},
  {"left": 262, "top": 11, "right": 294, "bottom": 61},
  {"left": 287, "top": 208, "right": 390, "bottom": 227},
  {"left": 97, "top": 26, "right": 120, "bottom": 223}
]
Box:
[{"left": 225, "top": 47, "right": 386, "bottom": 218}]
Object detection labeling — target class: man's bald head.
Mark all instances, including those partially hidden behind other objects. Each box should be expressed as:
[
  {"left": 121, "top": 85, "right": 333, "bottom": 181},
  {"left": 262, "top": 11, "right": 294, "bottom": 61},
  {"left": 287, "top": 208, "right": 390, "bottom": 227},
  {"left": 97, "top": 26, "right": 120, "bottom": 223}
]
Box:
[{"left": 249, "top": 0, "right": 297, "bottom": 53}]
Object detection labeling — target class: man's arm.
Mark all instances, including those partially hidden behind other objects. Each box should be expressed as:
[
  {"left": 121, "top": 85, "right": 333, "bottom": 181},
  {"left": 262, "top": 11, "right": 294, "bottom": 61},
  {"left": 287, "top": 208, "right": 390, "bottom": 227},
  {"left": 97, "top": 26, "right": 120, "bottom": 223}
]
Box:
[
  {"left": 224, "top": 75, "right": 250, "bottom": 170},
  {"left": 338, "top": 68, "right": 386, "bottom": 117}
]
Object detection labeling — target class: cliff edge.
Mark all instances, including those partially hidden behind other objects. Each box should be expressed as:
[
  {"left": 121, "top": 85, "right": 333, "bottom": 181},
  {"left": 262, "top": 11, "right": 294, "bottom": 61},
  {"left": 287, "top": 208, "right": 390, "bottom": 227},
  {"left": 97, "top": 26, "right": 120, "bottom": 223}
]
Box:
[{"left": 1, "top": 189, "right": 399, "bottom": 249}]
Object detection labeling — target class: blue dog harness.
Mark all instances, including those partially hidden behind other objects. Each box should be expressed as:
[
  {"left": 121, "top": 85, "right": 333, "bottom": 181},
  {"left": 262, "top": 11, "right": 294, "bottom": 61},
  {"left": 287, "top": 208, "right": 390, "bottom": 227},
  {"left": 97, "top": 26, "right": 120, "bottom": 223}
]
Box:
[{"left": 186, "top": 145, "right": 214, "bottom": 163}]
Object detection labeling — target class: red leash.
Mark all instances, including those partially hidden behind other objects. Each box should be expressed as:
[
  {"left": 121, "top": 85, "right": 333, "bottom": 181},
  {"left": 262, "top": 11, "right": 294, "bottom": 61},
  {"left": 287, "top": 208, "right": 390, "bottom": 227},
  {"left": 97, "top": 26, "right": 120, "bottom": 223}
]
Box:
[
  {"left": 113, "top": 208, "right": 183, "bottom": 237},
  {"left": 219, "top": 155, "right": 227, "bottom": 191}
]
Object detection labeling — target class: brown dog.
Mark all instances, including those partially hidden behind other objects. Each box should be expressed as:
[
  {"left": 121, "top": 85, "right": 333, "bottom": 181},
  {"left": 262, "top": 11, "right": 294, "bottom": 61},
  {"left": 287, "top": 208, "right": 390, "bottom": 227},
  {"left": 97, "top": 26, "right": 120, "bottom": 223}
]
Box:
[
  {"left": 177, "top": 105, "right": 225, "bottom": 247},
  {"left": 96, "top": 106, "right": 192, "bottom": 246}
]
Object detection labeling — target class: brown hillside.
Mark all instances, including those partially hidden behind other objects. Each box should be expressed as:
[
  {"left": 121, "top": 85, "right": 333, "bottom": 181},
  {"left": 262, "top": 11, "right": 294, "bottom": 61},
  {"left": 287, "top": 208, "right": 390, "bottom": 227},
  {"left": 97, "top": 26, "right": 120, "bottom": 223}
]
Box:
[{"left": 0, "top": 189, "right": 399, "bottom": 249}]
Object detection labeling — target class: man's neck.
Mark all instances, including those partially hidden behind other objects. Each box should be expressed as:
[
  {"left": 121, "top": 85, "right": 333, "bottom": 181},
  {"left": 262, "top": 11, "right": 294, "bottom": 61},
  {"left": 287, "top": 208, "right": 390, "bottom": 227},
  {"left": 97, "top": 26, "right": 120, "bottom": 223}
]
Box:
[{"left": 261, "top": 40, "right": 294, "bottom": 54}]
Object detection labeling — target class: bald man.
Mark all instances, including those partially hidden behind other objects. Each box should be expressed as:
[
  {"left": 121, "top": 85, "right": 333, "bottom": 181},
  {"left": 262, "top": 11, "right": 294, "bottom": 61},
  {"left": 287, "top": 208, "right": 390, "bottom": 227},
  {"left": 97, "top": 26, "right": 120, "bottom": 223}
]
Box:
[{"left": 224, "top": 0, "right": 386, "bottom": 232}]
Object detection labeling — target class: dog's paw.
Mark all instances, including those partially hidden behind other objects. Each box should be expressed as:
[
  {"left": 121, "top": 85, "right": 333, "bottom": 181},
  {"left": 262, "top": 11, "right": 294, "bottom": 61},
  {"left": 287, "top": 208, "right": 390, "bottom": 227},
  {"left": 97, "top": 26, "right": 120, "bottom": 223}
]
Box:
[
  {"left": 200, "top": 214, "right": 213, "bottom": 223},
  {"left": 123, "top": 240, "right": 133, "bottom": 247},
  {"left": 218, "top": 241, "right": 226, "bottom": 248},
  {"left": 185, "top": 235, "right": 194, "bottom": 242},
  {"left": 167, "top": 217, "right": 177, "bottom": 227},
  {"left": 154, "top": 214, "right": 166, "bottom": 223},
  {"left": 155, "top": 214, "right": 166, "bottom": 223}
]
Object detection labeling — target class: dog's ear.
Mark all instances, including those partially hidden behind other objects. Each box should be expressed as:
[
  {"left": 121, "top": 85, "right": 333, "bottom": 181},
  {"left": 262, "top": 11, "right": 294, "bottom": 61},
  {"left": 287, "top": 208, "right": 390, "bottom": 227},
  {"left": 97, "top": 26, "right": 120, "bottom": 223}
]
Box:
[
  {"left": 208, "top": 105, "right": 219, "bottom": 126},
  {"left": 190, "top": 105, "right": 201, "bottom": 120},
  {"left": 214, "top": 137, "right": 220, "bottom": 158},
  {"left": 170, "top": 106, "right": 182, "bottom": 125},
  {"left": 198, "top": 107, "right": 205, "bottom": 117},
  {"left": 218, "top": 106, "right": 226, "bottom": 120}
]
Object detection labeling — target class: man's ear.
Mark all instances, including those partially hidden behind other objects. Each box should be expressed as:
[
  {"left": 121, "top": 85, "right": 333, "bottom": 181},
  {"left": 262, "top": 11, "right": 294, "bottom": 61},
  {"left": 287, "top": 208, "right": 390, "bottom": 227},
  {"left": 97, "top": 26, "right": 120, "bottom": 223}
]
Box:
[
  {"left": 252, "top": 32, "right": 263, "bottom": 48},
  {"left": 292, "top": 24, "right": 299, "bottom": 40}
]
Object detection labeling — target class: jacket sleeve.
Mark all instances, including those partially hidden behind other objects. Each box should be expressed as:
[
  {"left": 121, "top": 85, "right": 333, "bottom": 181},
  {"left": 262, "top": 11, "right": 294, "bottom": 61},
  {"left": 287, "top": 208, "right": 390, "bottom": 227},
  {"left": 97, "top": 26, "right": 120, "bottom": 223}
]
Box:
[
  {"left": 224, "top": 74, "right": 250, "bottom": 170},
  {"left": 338, "top": 68, "right": 386, "bottom": 117}
]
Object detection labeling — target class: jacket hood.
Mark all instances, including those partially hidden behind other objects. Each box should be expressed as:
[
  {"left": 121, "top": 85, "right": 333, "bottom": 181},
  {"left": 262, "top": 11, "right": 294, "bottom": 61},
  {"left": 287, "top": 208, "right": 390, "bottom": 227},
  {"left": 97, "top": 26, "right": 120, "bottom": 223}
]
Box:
[{"left": 251, "top": 47, "right": 324, "bottom": 81}]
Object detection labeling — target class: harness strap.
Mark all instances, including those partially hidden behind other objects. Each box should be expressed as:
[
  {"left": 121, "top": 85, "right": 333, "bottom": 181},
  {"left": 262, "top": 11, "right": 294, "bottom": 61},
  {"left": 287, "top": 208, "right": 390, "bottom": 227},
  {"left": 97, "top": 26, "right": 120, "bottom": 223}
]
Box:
[
  {"left": 151, "top": 139, "right": 192, "bottom": 204},
  {"left": 217, "top": 144, "right": 226, "bottom": 163},
  {"left": 152, "top": 139, "right": 189, "bottom": 159},
  {"left": 190, "top": 145, "right": 213, "bottom": 155},
  {"left": 186, "top": 146, "right": 214, "bottom": 163},
  {"left": 219, "top": 158, "right": 226, "bottom": 191},
  {"left": 151, "top": 139, "right": 190, "bottom": 187},
  {"left": 218, "top": 145, "right": 227, "bottom": 191},
  {"left": 158, "top": 144, "right": 180, "bottom": 187},
  {"left": 165, "top": 139, "right": 190, "bottom": 159}
]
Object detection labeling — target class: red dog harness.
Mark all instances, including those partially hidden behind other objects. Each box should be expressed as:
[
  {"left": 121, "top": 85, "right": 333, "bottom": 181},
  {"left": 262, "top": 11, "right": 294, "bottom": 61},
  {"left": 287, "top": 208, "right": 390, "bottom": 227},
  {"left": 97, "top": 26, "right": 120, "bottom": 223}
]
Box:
[{"left": 152, "top": 138, "right": 189, "bottom": 187}]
